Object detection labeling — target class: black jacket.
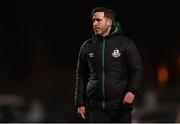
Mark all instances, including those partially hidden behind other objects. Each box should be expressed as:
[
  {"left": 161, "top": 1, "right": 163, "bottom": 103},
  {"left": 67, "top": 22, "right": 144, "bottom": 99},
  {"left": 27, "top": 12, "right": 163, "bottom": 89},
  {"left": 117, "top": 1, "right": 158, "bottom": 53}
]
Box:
[{"left": 75, "top": 25, "right": 144, "bottom": 110}]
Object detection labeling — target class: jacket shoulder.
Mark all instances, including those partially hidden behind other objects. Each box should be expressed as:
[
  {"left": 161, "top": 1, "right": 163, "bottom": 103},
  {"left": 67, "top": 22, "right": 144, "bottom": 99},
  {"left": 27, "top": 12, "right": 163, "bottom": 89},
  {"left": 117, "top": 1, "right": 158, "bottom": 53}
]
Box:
[
  {"left": 117, "top": 35, "right": 134, "bottom": 43},
  {"left": 80, "top": 37, "right": 95, "bottom": 48}
]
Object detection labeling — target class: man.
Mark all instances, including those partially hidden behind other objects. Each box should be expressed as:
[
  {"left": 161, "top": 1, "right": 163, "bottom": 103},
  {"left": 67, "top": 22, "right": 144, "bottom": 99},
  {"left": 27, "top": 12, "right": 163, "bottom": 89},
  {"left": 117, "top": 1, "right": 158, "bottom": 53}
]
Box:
[{"left": 74, "top": 7, "right": 144, "bottom": 122}]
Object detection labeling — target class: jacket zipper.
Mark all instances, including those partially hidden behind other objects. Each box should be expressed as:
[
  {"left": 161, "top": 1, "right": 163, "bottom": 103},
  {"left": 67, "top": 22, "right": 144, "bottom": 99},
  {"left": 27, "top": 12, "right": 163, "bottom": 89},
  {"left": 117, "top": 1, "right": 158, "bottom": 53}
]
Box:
[{"left": 102, "top": 38, "right": 106, "bottom": 110}]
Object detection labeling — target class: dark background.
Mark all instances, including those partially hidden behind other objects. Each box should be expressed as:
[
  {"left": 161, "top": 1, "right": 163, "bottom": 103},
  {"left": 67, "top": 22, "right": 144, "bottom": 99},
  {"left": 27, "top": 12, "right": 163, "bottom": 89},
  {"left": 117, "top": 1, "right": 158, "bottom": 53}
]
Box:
[{"left": 0, "top": 1, "right": 180, "bottom": 122}]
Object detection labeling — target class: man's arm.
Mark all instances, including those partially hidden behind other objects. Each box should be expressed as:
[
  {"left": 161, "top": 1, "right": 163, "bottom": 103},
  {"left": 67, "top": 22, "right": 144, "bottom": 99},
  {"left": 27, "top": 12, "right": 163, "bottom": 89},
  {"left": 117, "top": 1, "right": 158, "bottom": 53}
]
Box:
[
  {"left": 75, "top": 43, "right": 88, "bottom": 107},
  {"left": 124, "top": 40, "right": 144, "bottom": 99},
  {"left": 75, "top": 42, "right": 89, "bottom": 119}
]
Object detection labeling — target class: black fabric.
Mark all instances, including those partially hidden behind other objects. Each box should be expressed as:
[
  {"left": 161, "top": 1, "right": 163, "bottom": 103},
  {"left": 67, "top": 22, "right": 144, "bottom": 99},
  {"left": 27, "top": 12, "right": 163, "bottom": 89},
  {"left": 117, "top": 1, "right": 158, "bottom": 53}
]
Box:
[
  {"left": 88, "top": 108, "right": 132, "bottom": 123},
  {"left": 75, "top": 31, "right": 144, "bottom": 110}
]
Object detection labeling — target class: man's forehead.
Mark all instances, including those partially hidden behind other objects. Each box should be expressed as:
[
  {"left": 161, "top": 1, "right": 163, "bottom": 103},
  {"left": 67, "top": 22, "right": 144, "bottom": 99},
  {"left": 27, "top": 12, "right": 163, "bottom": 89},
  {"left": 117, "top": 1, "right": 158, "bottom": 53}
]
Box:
[{"left": 92, "top": 12, "right": 105, "bottom": 18}]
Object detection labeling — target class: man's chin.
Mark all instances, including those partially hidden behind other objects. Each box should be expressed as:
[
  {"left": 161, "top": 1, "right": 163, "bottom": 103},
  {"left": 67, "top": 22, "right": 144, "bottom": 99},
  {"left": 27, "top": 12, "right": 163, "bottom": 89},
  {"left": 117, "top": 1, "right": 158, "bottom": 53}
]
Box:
[{"left": 95, "top": 32, "right": 102, "bottom": 35}]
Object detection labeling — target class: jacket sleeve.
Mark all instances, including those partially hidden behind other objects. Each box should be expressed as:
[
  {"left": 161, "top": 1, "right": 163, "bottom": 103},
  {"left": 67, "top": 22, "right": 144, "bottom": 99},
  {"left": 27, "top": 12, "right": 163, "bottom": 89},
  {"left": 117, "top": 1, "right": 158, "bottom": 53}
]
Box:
[
  {"left": 125, "top": 40, "right": 144, "bottom": 96},
  {"left": 74, "top": 42, "right": 89, "bottom": 107}
]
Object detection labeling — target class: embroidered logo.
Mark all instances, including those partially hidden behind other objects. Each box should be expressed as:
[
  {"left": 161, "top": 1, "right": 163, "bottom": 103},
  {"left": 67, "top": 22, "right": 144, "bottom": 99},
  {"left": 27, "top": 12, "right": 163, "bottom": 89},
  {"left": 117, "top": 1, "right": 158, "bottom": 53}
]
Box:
[
  {"left": 112, "top": 48, "right": 121, "bottom": 58},
  {"left": 88, "top": 53, "right": 94, "bottom": 58}
]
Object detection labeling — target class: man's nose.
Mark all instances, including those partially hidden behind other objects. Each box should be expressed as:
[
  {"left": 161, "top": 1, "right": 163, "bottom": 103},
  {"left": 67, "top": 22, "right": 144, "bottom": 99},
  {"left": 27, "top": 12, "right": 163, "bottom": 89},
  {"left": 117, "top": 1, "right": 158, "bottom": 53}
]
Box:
[{"left": 93, "top": 20, "right": 98, "bottom": 26}]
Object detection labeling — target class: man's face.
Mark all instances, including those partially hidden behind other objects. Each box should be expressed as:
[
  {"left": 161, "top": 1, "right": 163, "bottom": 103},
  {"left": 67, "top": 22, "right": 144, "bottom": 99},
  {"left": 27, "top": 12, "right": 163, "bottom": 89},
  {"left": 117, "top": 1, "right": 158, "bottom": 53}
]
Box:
[{"left": 92, "top": 12, "right": 112, "bottom": 36}]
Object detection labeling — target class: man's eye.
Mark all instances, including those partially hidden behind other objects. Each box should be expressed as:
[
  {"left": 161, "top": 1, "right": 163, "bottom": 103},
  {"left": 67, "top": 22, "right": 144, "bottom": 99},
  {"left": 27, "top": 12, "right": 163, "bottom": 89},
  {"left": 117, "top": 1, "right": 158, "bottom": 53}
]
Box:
[
  {"left": 92, "top": 19, "right": 101, "bottom": 22},
  {"left": 96, "top": 19, "right": 101, "bottom": 22}
]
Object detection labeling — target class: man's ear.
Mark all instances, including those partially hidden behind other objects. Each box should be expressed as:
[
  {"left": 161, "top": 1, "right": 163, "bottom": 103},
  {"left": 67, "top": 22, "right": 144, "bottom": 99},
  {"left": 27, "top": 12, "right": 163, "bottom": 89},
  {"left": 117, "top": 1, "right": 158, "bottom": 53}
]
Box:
[{"left": 107, "top": 19, "right": 113, "bottom": 27}]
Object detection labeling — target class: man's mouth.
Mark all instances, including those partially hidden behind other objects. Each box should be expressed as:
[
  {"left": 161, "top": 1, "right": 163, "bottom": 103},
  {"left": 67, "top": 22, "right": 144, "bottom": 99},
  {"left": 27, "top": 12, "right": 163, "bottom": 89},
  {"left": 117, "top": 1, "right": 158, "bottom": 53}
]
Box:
[{"left": 95, "top": 28, "right": 100, "bottom": 31}]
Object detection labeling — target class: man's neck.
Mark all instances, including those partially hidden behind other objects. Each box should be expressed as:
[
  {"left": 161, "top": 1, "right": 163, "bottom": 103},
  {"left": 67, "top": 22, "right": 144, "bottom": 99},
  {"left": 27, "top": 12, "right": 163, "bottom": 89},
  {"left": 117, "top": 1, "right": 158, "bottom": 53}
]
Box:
[{"left": 102, "top": 26, "right": 112, "bottom": 37}]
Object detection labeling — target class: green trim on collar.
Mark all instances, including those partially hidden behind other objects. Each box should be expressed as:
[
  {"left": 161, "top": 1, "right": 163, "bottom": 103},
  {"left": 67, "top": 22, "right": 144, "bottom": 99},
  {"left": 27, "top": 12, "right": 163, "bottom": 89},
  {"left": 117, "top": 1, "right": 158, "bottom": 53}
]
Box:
[{"left": 112, "top": 21, "right": 121, "bottom": 34}]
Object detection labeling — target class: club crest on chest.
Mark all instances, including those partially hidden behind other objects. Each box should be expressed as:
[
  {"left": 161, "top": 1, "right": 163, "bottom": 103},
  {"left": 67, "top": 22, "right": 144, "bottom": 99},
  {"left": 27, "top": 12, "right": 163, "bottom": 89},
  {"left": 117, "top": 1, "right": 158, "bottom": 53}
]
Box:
[{"left": 112, "top": 48, "right": 121, "bottom": 58}]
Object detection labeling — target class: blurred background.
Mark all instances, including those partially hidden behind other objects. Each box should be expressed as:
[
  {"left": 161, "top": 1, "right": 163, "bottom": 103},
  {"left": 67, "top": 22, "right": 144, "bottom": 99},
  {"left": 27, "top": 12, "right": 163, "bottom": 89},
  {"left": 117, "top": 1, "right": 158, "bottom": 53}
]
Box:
[{"left": 0, "top": 0, "right": 180, "bottom": 122}]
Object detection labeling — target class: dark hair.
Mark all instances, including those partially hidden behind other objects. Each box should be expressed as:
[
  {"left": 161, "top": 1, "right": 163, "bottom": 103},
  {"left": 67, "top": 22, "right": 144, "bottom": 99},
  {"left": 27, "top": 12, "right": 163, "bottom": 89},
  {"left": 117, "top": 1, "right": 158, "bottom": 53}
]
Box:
[{"left": 91, "top": 7, "right": 117, "bottom": 23}]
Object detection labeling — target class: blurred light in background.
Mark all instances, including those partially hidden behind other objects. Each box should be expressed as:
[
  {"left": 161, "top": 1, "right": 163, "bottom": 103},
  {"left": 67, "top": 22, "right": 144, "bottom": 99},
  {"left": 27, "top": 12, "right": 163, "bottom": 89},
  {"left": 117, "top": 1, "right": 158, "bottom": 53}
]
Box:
[
  {"left": 178, "top": 57, "right": 180, "bottom": 68},
  {"left": 157, "top": 64, "right": 169, "bottom": 87}
]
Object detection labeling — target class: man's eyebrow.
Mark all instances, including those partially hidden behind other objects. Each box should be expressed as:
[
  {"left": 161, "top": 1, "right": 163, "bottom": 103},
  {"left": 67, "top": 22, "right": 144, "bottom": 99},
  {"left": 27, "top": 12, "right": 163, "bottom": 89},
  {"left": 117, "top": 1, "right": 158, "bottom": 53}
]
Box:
[{"left": 92, "top": 18, "right": 101, "bottom": 21}]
